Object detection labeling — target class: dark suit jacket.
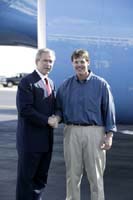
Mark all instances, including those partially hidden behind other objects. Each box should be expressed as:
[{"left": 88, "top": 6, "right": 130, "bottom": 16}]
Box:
[{"left": 16, "top": 70, "right": 56, "bottom": 152}]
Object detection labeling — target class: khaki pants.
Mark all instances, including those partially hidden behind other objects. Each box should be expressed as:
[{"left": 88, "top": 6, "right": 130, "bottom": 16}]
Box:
[{"left": 64, "top": 125, "right": 106, "bottom": 200}]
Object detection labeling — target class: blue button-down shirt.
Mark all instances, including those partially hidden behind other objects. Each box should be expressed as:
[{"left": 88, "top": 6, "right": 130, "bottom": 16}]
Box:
[{"left": 56, "top": 71, "right": 117, "bottom": 133}]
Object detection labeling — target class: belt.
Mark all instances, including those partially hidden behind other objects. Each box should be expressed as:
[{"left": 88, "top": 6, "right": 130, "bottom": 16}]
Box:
[{"left": 66, "top": 123, "right": 94, "bottom": 126}]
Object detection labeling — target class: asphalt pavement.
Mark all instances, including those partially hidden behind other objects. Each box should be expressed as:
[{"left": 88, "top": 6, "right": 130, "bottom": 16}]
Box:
[{"left": 0, "top": 87, "right": 133, "bottom": 199}]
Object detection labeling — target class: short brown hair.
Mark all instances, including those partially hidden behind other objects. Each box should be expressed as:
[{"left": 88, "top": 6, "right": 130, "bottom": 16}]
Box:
[{"left": 71, "top": 49, "right": 89, "bottom": 62}]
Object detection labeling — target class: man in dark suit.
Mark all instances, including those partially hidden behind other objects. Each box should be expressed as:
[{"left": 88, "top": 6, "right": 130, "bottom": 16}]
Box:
[{"left": 16, "top": 48, "right": 56, "bottom": 200}]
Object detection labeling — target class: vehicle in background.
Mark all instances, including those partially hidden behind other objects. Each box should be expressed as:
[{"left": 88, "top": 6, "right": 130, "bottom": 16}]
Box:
[
  {"left": 2, "top": 73, "right": 28, "bottom": 87},
  {"left": 0, "top": 0, "right": 133, "bottom": 124},
  {"left": 0, "top": 76, "right": 7, "bottom": 86}
]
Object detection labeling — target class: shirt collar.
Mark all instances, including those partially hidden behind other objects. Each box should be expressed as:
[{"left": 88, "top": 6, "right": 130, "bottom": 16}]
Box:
[
  {"left": 75, "top": 70, "right": 93, "bottom": 82},
  {"left": 35, "top": 69, "right": 48, "bottom": 80}
]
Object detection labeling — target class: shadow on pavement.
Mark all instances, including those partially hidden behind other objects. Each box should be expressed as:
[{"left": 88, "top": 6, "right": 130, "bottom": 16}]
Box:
[{"left": 0, "top": 120, "right": 133, "bottom": 200}]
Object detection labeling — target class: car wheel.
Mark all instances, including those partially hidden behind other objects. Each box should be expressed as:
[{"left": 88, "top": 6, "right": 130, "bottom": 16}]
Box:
[{"left": 7, "top": 81, "right": 13, "bottom": 87}]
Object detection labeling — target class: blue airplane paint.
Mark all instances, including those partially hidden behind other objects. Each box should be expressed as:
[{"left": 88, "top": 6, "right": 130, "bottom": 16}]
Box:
[
  {"left": 0, "top": 0, "right": 37, "bottom": 47},
  {"left": 0, "top": 0, "right": 133, "bottom": 124}
]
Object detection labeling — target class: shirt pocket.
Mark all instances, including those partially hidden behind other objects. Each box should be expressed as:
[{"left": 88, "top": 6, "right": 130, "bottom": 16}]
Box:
[{"left": 84, "top": 94, "right": 100, "bottom": 113}]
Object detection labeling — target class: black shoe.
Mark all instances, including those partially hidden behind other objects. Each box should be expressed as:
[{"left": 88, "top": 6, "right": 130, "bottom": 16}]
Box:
[{"left": 33, "top": 190, "right": 42, "bottom": 200}]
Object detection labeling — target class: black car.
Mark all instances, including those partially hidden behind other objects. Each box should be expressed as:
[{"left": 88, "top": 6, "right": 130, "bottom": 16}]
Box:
[
  {"left": 0, "top": 76, "right": 7, "bottom": 86},
  {"left": 2, "top": 73, "right": 28, "bottom": 87}
]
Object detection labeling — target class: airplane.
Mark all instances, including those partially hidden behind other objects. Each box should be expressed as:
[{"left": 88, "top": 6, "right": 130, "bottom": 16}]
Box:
[{"left": 0, "top": 0, "right": 133, "bottom": 124}]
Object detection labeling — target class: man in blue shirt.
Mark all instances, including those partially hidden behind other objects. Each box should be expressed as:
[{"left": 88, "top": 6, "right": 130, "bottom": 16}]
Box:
[{"left": 54, "top": 49, "right": 116, "bottom": 200}]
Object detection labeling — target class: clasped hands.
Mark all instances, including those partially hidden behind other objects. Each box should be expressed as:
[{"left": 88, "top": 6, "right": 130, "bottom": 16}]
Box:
[
  {"left": 48, "top": 115, "right": 60, "bottom": 128},
  {"left": 48, "top": 117, "right": 114, "bottom": 150}
]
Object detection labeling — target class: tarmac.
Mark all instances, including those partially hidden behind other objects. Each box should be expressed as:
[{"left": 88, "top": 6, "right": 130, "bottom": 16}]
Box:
[{"left": 0, "top": 118, "right": 133, "bottom": 200}]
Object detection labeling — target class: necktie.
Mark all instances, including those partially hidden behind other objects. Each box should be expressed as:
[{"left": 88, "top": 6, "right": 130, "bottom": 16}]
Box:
[{"left": 44, "top": 78, "right": 52, "bottom": 96}]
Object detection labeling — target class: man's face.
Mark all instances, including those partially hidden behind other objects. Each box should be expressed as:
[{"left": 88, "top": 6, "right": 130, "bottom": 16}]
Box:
[
  {"left": 72, "top": 57, "right": 89, "bottom": 77},
  {"left": 36, "top": 52, "right": 55, "bottom": 75}
]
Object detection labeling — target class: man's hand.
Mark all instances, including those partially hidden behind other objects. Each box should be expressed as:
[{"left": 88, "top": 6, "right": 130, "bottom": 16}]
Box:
[
  {"left": 100, "top": 132, "right": 113, "bottom": 150},
  {"left": 48, "top": 115, "right": 61, "bottom": 128}
]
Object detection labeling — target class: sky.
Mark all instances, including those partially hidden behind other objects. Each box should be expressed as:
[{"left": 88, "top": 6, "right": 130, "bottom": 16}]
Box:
[{"left": 0, "top": 46, "right": 37, "bottom": 77}]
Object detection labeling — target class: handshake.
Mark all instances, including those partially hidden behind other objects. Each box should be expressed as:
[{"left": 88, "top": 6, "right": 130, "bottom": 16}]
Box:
[{"left": 48, "top": 115, "right": 61, "bottom": 128}]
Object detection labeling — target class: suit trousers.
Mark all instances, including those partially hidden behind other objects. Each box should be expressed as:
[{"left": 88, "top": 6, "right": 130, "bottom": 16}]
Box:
[
  {"left": 16, "top": 151, "right": 52, "bottom": 200},
  {"left": 64, "top": 125, "right": 106, "bottom": 200}
]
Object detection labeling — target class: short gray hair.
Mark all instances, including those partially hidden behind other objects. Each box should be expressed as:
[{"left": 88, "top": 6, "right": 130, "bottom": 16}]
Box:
[{"left": 35, "top": 48, "right": 56, "bottom": 63}]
